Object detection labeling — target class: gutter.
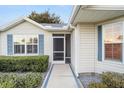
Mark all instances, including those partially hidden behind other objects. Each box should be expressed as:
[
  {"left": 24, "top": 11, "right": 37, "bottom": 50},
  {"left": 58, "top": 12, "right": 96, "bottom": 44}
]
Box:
[
  {"left": 69, "top": 5, "right": 81, "bottom": 25},
  {"left": 68, "top": 5, "right": 90, "bottom": 31},
  {"left": 69, "top": 5, "right": 88, "bottom": 25}
]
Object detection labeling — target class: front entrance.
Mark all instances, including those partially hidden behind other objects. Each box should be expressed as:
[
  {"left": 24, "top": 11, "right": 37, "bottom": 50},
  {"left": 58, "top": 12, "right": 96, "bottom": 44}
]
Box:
[
  {"left": 53, "top": 35, "right": 65, "bottom": 64},
  {"left": 52, "top": 34, "right": 71, "bottom": 64}
]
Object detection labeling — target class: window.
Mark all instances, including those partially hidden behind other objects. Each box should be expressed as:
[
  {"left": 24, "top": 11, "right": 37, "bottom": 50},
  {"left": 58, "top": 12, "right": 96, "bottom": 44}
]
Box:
[
  {"left": 65, "top": 34, "right": 71, "bottom": 63},
  {"left": 14, "top": 35, "right": 25, "bottom": 54},
  {"left": 14, "top": 35, "right": 38, "bottom": 54},
  {"left": 26, "top": 35, "right": 38, "bottom": 54},
  {"left": 53, "top": 34, "right": 64, "bottom": 36},
  {"left": 104, "top": 22, "right": 123, "bottom": 61}
]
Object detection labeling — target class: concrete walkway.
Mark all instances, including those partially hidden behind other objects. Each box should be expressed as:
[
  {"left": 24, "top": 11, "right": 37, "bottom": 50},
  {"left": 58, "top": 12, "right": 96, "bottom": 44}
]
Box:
[{"left": 46, "top": 64, "right": 78, "bottom": 88}]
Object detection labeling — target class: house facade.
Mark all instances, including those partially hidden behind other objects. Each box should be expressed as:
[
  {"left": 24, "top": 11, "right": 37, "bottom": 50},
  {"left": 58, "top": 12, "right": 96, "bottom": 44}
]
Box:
[{"left": 0, "top": 5, "right": 124, "bottom": 76}]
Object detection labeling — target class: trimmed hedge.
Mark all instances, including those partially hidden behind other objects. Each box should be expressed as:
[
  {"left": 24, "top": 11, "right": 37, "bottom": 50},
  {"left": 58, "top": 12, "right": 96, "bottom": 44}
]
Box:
[
  {"left": 0, "top": 56, "right": 49, "bottom": 72},
  {"left": 88, "top": 72, "right": 124, "bottom": 88},
  {"left": 0, "top": 72, "right": 42, "bottom": 88}
]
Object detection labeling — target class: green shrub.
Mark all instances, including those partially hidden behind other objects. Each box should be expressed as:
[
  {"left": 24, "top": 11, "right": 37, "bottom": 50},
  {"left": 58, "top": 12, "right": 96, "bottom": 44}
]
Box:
[
  {"left": 88, "top": 82, "right": 108, "bottom": 88},
  {"left": 0, "top": 72, "right": 42, "bottom": 88},
  {"left": 101, "top": 72, "right": 124, "bottom": 88},
  {"left": 0, "top": 56, "right": 49, "bottom": 72},
  {"left": 88, "top": 72, "right": 124, "bottom": 88},
  {"left": 19, "top": 73, "right": 42, "bottom": 88}
]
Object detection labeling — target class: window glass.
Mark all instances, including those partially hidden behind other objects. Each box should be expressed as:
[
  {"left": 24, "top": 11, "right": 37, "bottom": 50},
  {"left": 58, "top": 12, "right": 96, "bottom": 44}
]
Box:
[
  {"left": 27, "top": 45, "right": 38, "bottom": 54},
  {"left": 65, "top": 34, "right": 71, "bottom": 57},
  {"left": 104, "top": 22, "right": 123, "bottom": 61},
  {"left": 113, "top": 23, "right": 123, "bottom": 61},
  {"left": 33, "top": 45, "right": 38, "bottom": 53},
  {"left": 14, "top": 35, "right": 38, "bottom": 54},
  {"left": 14, "top": 35, "right": 25, "bottom": 45},
  {"left": 53, "top": 34, "right": 64, "bottom": 36},
  {"left": 26, "top": 35, "right": 38, "bottom": 54},
  {"left": 14, "top": 35, "right": 25, "bottom": 54},
  {"left": 104, "top": 24, "right": 113, "bottom": 43},
  {"left": 104, "top": 24, "right": 113, "bottom": 60},
  {"left": 14, "top": 45, "right": 25, "bottom": 54},
  {"left": 27, "top": 45, "right": 32, "bottom": 53},
  {"left": 26, "top": 35, "right": 38, "bottom": 44}
]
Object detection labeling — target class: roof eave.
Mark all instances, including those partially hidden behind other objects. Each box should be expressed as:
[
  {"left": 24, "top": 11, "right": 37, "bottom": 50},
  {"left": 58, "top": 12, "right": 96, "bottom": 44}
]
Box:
[
  {"left": 0, "top": 17, "right": 69, "bottom": 32},
  {"left": 69, "top": 5, "right": 89, "bottom": 25},
  {"left": 0, "top": 17, "right": 26, "bottom": 32},
  {"left": 69, "top": 5, "right": 124, "bottom": 26}
]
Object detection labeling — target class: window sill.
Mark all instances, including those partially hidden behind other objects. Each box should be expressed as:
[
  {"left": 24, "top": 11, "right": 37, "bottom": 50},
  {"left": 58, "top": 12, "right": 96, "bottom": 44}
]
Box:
[
  {"left": 100, "top": 60, "right": 123, "bottom": 64},
  {"left": 105, "top": 59, "right": 121, "bottom": 62},
  {"left": 13, "top": 53, "right": 39, "bottom": 56}
]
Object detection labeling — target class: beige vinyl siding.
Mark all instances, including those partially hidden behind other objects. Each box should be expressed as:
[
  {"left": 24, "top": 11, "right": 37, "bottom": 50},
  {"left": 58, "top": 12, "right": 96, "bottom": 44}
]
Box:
[
  {"left": 95, "top": 61, "right": 124, "bottom": 73},
  {"left": 78, "top": 24, "right": 96, "bottom": 73},
  {"left": 0, "top": 21, "right": 52, "bottom": 62}
]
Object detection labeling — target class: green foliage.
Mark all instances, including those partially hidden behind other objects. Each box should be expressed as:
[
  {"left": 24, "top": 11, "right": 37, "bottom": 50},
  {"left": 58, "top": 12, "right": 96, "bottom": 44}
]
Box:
[
  {"left": 88, "top": 82, "right": 108, "bottom": 88},
  {"left": 0, "top": 56, "right": 49, "bottom": 72},
  {"left": 0, "top": 72, "right": 42, "bottom": 88},
  {"left": 29, "top": 11, "right": 62, "bottom": 23},
  {"left": 88, "top": 72, "right": 124, "bottom": 88},
  {"left": 101, "top": 72, "right": 124, "bottom": 88}
]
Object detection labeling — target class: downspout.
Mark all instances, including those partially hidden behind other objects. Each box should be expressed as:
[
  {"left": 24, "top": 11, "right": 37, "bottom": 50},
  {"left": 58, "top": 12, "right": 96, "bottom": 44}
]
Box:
[
  {"left": 69, "top": 6, "right": 81, "bottom": 77},
  {"left": 70, "top": 23, "right": 81, "bottom": 77},
  {"left": 69, "top": 24, "right": 78, "bottom": 77},
  {"left": 69, "top": 5, "right": 89, "bottom": 77},
  {"left": 69, "top": 24, "right": 75, "bottom": 29}
]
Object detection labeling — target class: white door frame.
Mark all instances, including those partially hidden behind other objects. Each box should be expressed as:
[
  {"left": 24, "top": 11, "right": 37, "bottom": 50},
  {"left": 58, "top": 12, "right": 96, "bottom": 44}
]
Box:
[{"left": 52, "top": 36, "right": 65, "bottom": 64}]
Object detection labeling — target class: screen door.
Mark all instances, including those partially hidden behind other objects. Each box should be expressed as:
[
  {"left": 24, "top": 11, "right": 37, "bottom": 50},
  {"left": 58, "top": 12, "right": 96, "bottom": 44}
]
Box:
[{"left": 53, "top": 37, "right": 65, "bottom": 63}]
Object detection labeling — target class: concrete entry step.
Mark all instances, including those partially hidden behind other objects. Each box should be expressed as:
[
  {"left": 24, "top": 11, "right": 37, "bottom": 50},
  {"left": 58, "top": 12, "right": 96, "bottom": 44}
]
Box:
[{"left": 46, "top": 64, "right": 78, "bottom": 88}]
